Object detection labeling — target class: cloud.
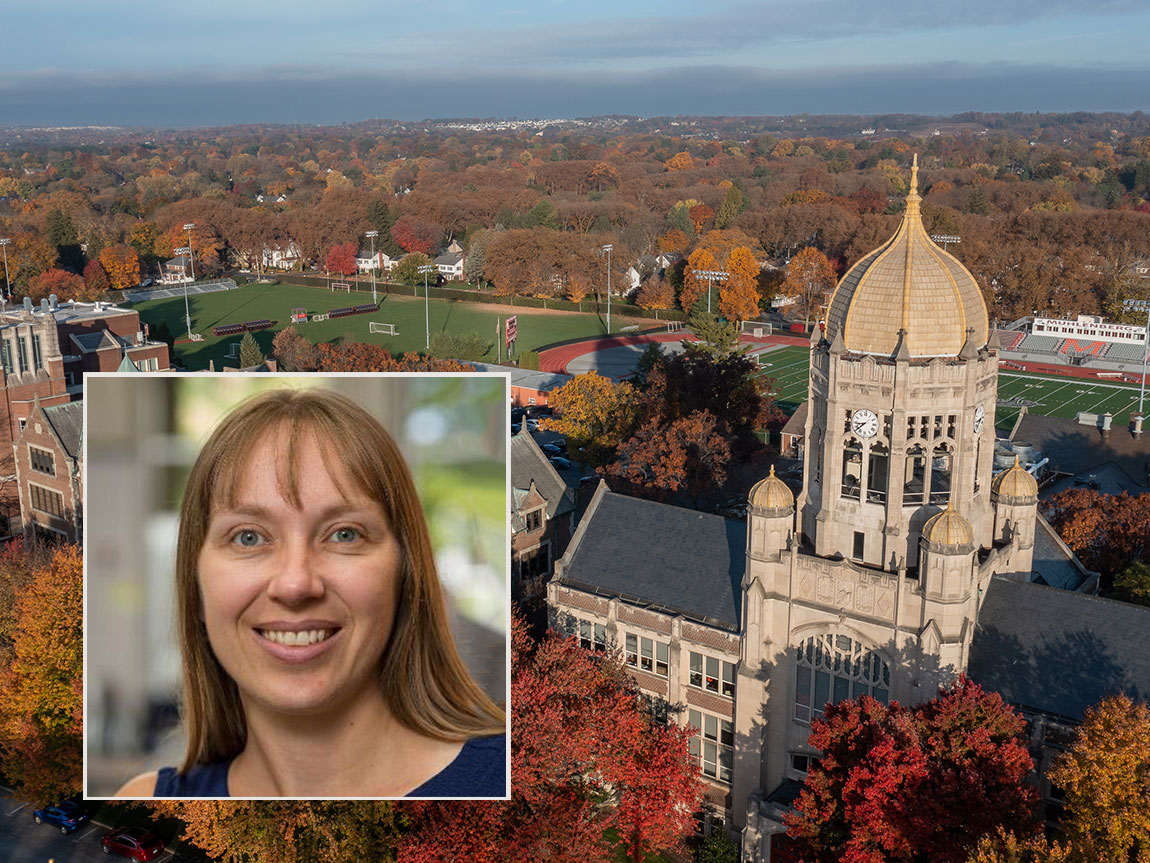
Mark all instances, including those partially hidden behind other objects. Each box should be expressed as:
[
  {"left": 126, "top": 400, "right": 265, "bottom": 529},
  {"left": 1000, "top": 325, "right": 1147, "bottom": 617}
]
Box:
[{"left": 0, "top": 61, "right": 1146, "bottom": 127}]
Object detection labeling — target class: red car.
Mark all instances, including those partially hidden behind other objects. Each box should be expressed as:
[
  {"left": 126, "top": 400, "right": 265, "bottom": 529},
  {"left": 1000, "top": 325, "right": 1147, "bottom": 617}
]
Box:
[{"left": 101, "top": 827, "right": 165, "bottom": 861}]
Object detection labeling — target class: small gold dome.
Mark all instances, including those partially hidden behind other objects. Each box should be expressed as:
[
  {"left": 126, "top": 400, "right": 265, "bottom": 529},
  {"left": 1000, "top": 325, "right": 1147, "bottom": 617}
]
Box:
[
  {"left": 991, "top": 456, "right": 1039, "bottom": 501},
  {"left": 824, "top": 155, "right": 988, "bottom": 358},
  {"left": 749, "top": 465, "right": 794, "bottom": 511},
  {"left": 922, "top": 503, "right": 974, "bottom": 548}
]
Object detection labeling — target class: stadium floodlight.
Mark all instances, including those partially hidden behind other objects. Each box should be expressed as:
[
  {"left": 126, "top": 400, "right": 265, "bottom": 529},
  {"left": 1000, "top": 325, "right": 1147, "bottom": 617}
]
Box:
[
  {"left": 0, "top": 238, "right": 10, "bottom": 303},
  {"left": 418, "top": 264, "right": 437, "bottom": 350},
  {"left": 931, "top": 234, "right": 961, "bottom": 251},
  {"left": 182, "top": 224, "right": 197, "bottom": 338},
  {"left": 365, "top": 230, "right": 379, "bottom": 304},
  {"left": 601, "top": 244, "right": 613, "bottom": 333},
  {"left": 1124, "top": 298, "right": 1150, "bottom": 417},
  {"left": 696, "top": 269, "right": 729, "bottom": 314}
]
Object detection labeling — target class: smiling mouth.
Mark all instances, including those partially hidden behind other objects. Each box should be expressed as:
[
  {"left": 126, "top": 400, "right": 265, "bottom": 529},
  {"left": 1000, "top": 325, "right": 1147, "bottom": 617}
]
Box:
[{"left": 257, "top": 629, "right": 336, "bottom": 647}]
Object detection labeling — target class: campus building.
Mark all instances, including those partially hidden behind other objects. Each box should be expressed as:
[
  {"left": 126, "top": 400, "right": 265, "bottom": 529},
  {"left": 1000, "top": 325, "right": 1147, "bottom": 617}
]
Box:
[
  {"left": 549, "top": 158, "right": 1147, "bottom": 858},
  {"left": 13, "top": 399, "right": 82, "bottom": 542}
]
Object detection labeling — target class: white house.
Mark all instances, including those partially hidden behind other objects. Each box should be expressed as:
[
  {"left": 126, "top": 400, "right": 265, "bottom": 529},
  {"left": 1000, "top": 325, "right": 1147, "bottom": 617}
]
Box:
[
  {"left": 261, "top": 243, "right": 302, "bottom": 271},
  {"left": 434, "top": 252, "right": 465, "bottom": 281}
]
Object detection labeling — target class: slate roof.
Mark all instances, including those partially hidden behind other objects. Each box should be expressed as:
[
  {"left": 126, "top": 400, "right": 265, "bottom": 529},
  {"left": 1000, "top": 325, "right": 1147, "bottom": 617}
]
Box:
[
  {"left": 1030, "top": 514, "right": 1092, "bottom": 590},
  {"left": 435, "top": 252, "right": 464, "bottom": 267},
  {"left": 556, "top": 484, "right": 744, "bottom": 631},
  {"left": 969, "top": 576, "right": 1150, "bottom": 722},
  {"left": 42, "top": 401, "right": 83, "bottom": 460},
  {"left": 510, "top": 428, "right": 574, "bottom": 520},
  {"left": 71, "top": 331, "right": 121, "bottom": 353},
  {"left": 781, "top": 401, "right": 808, "bottom": 438}
]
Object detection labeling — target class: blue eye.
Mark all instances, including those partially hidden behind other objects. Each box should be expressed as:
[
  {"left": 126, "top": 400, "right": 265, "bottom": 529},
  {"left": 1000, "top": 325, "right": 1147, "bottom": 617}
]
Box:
[
  {"left": 232, "top": 529, "right": 265, "bottom": 548},
  {"left": 330, "top": 527, "right": 362, "bottom": 543}
]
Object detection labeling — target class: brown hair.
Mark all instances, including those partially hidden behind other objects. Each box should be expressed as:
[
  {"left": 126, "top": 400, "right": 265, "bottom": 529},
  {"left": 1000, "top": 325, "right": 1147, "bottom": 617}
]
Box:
[{"left": 175, "top": 387, "right": 505, "bottom": 770}]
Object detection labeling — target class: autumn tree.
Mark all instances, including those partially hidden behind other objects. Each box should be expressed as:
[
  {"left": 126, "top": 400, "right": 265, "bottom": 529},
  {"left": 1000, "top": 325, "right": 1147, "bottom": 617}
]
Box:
[
  {"left": 719, "top": 246, "right": 762, "bottom": 323},
  {"left": 399, "top": 615, "right": 700, "bottom": 863},
  {"left": 714, "top": 184, "right": 744, "bottom": 230},
  {"left": 82, "top": 259, "right": 111, "bottom": 301},
  {"left": 325, "top": 241, "right": 358, "bottom": 278},
  {"left": 682, "top": 247, "right": 720, "bottom": 313},
  {"left": 635, "top": 273, "right": 675, "bottom": 312},
  {"left": 0, "top": 545, "right": 83, "bottom": 803},
  {"left": 965, "top": 828, "right": 1072, "bottom": 863},
  {"left": 1049, "top": 694, "right": 1150, "bottom": 863},
  {"left": 148, "top": 800, "right": 401, "bottom": 863},
  {"left": 542, "top": 372, "right": 640, "bottom": 469},
  {"left": 99, "top": 243, "right": 141, "bottom": 291},
  {"left": 657, "top": 230, "right": 690, "bottom": 254},
  {"left": 666, "top": 151, "right": 695, "bottom": 172},
  {"left": 784, "top": 678, "right": 1039, "bottom": 863},
  {"left": 1040, "top": 488, "right": 1150, "bottom": 588},
  {"left": 779, "top": 247, "right": 837, "bottom": 326},
  {"left": 608, "top": 411, "right": 732, "bottom": 506},
  {"left": 391, "top": 214, "right": 443, "bottom": 255},
  {"left": 390, "top": 252, "right": 435, "bottom": 287},
  {"left": 26, "top": 268, "right": 84, "bottom": 302}
]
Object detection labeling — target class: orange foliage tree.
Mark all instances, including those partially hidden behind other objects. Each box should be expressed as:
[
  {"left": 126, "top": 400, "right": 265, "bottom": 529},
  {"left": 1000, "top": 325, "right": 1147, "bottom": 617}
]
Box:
[
  {"left": 99, "top": 243, "right": 141, "bottom": 291},
  {"left": 719, "top": 246, "right": 762, "bottom": 323},
  {"left": 779, "top": 247, "right": 836, "bottom": 325},
  {"left": 608, "top": 411, "right": 732, "bottom": 507},
  {"left": 542, "top": 372, "right": 639, "bottom": 469},
  {"left": 665, "top": 151, "right": 695, "bottom": 171},
  {"left": 27, "top": 268, "right": 84, "bottom": 302},
  {"left": 1040, "top": 488, "right": 1150, "bottom": 588},
  {"left": 0, "top": 544, "right": 83, "bottom": 803}
]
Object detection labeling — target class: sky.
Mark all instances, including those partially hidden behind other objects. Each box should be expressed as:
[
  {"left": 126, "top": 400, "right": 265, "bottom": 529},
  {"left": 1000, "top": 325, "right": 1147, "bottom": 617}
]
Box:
[{"left": 2, "top": 0, "right": 1149, "bottom": 126}]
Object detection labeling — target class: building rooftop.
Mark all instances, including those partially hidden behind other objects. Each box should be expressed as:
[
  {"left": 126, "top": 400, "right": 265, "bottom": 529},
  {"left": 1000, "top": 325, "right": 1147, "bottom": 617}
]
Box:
[
  {"left": 556, "top": 483, "right": 745, "bottom": 631},
  {"left": 969, "top": 576, "right": 1150, "bottom": 722},
  {"left": 511, "top": 428, "right": 575, "bottom": 521},
  {"left": 468, "top": 362, "right": 572, "bottom": 393},
  {"left": 42, "top": 400, "right": 83, "bottom": 460}
]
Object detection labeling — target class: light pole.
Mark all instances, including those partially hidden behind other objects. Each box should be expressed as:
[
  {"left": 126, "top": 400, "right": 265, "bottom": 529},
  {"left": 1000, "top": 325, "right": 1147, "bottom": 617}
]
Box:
[
  {"left": 931, "top": 234, "right": 961, "bottom": 252},
  {"left": 1124, "top": 298, "right": 1150, "bottom": 417},
  {"left": 696, "top": 269, "right": 729, "bottom": 314},
  {"left": 418, "top": 264, "right": 436, "bottom": 351},
  {"left": 601, "top": 244, "right": 612, "bottom": 334},
  {"left": 0, "top": 238, "right": 10, "bottom": 302},
  {"left": 365, "top": 230, "right": 379, "bottom": 304},
  {"left": 183, "top": 224, "right": 196, "bottom": 283},
  {"left": 174, "top": 246, "right": 193, "bottom": 338}
]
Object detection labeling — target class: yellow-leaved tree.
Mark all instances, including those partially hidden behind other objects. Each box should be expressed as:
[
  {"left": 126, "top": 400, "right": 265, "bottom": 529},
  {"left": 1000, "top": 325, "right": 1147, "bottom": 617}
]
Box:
[
  {"left": 542, "top": 372, "right": 639, "bottom": 469},
  {"left": 719, "top": 246, "right": 761, "bottom": 324},
  {"left": 779, "top": 247, "right": 836, "bottom": 326}
]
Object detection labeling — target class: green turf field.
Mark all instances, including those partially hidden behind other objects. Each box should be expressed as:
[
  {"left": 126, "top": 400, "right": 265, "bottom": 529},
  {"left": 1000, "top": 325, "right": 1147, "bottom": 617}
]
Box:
[
  {"left": 751, "top": 344, "right": 1146, "bottom": 428},
  {"left": 126, "top": 282, "right": 650, "bottom": 370}
]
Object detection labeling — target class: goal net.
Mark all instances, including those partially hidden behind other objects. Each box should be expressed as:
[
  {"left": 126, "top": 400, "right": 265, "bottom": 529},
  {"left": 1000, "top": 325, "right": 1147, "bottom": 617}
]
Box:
[
  {"left": 369, "top": 322, "right": 398, "bottom": 335},
  {"left": 666, "top": 320, "right": 684, "bottom": 333},
  {"left": 225, "top": 342, "right": 241, "bottom": 358},
  {"left": 741, "top": 321, "right": 772, "bottom": 337}
]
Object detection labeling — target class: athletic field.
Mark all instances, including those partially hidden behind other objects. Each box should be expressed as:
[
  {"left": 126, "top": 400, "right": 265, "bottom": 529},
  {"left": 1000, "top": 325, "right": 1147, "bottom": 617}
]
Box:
[
  {"left": 753, "top": 345, "right": 1146, "bottom": 429},
  {"left": 126, "top": 281, "right": 648, "bottom": 370}
]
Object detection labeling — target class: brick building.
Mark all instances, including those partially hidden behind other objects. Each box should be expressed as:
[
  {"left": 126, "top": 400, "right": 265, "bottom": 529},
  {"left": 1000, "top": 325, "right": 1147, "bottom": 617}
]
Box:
[
  {"left": 511, "top": 427, "right": 575, "bottom": 600},
  {"left": 13, "top": 399, "right": 82, "bottom": 542}
]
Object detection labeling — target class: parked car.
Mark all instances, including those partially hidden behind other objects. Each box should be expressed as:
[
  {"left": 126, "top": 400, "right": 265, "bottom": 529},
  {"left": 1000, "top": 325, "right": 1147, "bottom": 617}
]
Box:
[
  {"left": 33, "top": 800, "right": 87, "bottom": 833},
  {"left": 511, "top": 423, "right": 521, "bottom": 435},
  {"left": 541, "top": 443, "right": 563, "bottom": 457},
  {"left": 137, "top": 278, "right": 154, "bottom": 288},
  {"left": 549, "top": 456, "right": 572, "bottom": 471},
  {"left": 101, "top": 827, "right": 165, "bottom": 861}
]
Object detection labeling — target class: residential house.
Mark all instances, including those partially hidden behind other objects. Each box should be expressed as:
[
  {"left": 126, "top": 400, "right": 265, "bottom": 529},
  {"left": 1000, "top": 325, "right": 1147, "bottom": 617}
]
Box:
[
  {"left": 159, "top": 256, "right": 192, "bottom": 285},
  {"left": 434, "top": 252, "right": 465, "bottom": 281}
]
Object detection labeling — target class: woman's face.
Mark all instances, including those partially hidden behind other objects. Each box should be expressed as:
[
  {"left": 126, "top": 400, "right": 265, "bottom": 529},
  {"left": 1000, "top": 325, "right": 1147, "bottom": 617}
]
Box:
[{"left": 197, "top": 427, "right": 403, "bottom": 720}]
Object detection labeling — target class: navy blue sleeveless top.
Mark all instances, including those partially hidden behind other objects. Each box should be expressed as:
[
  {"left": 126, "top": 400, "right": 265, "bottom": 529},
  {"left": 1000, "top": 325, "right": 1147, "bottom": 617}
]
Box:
[{"left": 153, "top": 735, "right": 506, "bottom": 798}]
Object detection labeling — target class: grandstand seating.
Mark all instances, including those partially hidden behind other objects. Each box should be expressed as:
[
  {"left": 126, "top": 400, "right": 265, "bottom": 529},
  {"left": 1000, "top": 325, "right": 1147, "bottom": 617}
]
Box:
[
  {"left": 995, "top": 330, "right": 1026, "bottom": 351},
  {"left": 329, "top": 302, "right": 380, "bottom": 319},
  {"left": 1017, "top": 334, "right": 1062, "bottom": 353},
  {"left": 1059, "top": 339, "right": 1106, "bottom": 357},
  {"left": 1104, "top": 342, "right": 1148, "bottom": 362}
]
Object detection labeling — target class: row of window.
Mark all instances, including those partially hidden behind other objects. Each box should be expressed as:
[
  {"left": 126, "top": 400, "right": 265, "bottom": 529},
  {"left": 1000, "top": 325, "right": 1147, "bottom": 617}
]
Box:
[
  {"left": 689, "top": 651, "right": 736, "bottom": 697},
  {"left": 1, "top": 333, "right": 44, "bottom": 375},
  {"left": 794, "top": 633, "right": 889, "bottom": 723},
  {"left": 30, "top": 446, "right": 54, "bottom": 476},
  {"left": 30, "top": 484, "right": 65, "bottom": 519},
  {"left": 688, "top": 708, "right": 733, "bottom": 783},
  {"left": 626, "top": 633, "right": 670, "bottom": 677}
]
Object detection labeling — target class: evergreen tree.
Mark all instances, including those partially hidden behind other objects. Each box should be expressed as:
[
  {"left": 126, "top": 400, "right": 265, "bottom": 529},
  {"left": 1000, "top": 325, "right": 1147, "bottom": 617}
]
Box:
[
  {"left": 238, "top": 332, "right": 265, "bottom": 369},
  {"left": 688, "top": 311, "right": 740, "bottom": 356}
]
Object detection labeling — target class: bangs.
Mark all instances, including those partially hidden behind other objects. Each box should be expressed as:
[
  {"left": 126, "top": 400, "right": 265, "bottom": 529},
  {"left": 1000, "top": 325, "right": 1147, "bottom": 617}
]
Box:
[{"left": 201, "top": 398, "right": 396, "bottom": 519}]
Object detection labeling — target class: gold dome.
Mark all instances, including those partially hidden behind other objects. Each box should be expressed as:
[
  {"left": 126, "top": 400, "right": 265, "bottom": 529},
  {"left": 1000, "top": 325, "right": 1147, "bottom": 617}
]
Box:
[
  {"left": 921, "top": 502, "right": 974, "bottom": 548},
  {"left": 991, "top": 456, "right": 1039, "bottom": 501},
  {"left": 749, "top": 465, "right": 794, "bottom": 511},
  {"left": 825, "top": 155, "right": 988, "bottom": 358}
]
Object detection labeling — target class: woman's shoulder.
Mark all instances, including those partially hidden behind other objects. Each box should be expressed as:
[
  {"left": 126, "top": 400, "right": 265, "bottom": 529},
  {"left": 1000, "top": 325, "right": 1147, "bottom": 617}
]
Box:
[
  {"left": 114, "top": 770, "right": 159, "bottom": 797},
  {"left": 152, "top": 761, "right": 231, "bottom": 797},
  {"left": 408, "top": 734, "right": 507, "bottom": 799}
]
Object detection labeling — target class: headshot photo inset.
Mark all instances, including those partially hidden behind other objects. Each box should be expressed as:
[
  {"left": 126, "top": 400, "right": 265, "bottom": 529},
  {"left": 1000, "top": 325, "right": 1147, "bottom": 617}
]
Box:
[{"left": 84, "top": 374, "right": 509, "bottom": 800}]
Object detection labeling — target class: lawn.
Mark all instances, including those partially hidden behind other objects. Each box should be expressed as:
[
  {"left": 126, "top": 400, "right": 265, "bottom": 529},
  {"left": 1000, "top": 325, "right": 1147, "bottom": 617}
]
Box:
[
  {"left": 750, "top": 344, "right": 1146, "bottom": 428},
  {"left": 126, "top": 281, "right": 652, "bottom": 370}
]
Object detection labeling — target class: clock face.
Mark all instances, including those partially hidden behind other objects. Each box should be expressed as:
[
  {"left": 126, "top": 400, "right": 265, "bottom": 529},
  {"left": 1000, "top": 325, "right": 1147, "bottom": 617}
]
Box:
[
  {"left": 973, "top": 405, "right": 986, "bottom": 435},
  {"left": 851, "top": 409, "right": 879, "bottom": 438}
]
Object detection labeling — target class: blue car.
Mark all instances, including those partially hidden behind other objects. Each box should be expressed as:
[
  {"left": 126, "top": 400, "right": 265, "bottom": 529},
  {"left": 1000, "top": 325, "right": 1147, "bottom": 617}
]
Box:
[{"left": 33, "top": 800, "right": 88, "bottom": 833}]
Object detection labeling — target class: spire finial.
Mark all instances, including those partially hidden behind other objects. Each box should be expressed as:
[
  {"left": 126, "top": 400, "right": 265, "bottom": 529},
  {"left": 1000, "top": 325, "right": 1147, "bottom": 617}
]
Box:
[
  {"left": 906, "top": 153, "right": 921, "bottom": 216},
  {"left": 769, "top": 464, "right": 777, "bottom": 478}
]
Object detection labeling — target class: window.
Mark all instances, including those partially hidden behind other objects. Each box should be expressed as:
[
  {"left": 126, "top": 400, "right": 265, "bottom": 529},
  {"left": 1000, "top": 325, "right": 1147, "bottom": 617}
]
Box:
[
  {"left": 32, "top": 334, "right": 42, "bottom": 370},
  {"left": 29, "top": 447, "right": 54, "bottom": 476},
  {"left": 690, "top": 651, "right": 736, "bottom": 697},
  {"left": 852, "top": 531, "right": 864, "bottom": 560},
  {"left": 0, "top": 340, "right": 10, "bottom": 373},
  {"left": 625, "top": 633, "right": 669, "bottom": 677},
  {"left": 518, "top": 544, "right": 550, "bottom": 580},
  {"left": 688, "top": 709, "right": 733, "bottom": 783},
  {"left": 16, "top": 337, "right": 27, "bottom": 373},
  {"left": 30, "top": 484, "right": 65, "bottom": 519},
  {"left": 794, "top": 633, "right": 889, "bottom": 723},
  {"left": 578, "top": 619, "right": 607, "bottom": 652},
  {"left": 791, "top": 754, "right": 810, "bottom": 774},
  {"left": 524, "top": 509, "right": 542, "bottom": 531}
]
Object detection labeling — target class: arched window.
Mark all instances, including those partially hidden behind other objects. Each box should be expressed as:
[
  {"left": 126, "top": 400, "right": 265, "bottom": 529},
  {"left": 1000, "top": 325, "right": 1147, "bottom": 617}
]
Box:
[
  {"left": 867, "top": 442, "right": 889, "bottom": 504},
  {"left": 930, "top": 442, "right": 953, "bottom": 504},
  {"left": 841, "top": 438, "right": 863, "bottom": 500},
  {"left": 794, "top": 633, "right": 890, "bottom": 723},
  {"left": 904, "top": 444, "right": 926, "bottom": 505}
]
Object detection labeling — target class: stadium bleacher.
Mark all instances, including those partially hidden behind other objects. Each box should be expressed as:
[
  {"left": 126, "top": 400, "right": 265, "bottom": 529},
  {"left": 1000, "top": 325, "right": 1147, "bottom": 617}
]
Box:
[
  {"left": 995, "top": 330, "right": 1026, "bottom": 351},
  {"left": 123, "top": 279, "right": 238, "bottom": 303},
  {"left": 1060, "top": 339, "right": 1106, "bottom": 357},
  {"left": 1104, "top": 342, "right": 1147, "bottom": 362},
  {"left": 1017, "top": 334, "right": 1062, "bottom": 353}
]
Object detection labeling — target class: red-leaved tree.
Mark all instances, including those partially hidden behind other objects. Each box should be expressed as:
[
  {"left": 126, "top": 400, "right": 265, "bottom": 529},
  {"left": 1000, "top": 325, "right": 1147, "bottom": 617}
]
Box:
[
  {"left": 26, "top": 268, "right": 84, "bottom": 302},
  {"left": 399, "top": 615, "right": 701, "bottom": 863},
  {"left": 390, "top": 215, "right": 443, "bottom": 255},
  {"left": 781, "top": 677, "right": 1039, "bottom": 863},
  {"left": 324, "top": 241, "right": 358, "bottom": 278}
]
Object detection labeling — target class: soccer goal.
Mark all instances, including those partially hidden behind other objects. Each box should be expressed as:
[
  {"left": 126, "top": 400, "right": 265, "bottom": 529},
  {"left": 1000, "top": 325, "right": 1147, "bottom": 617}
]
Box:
[
  {"left": 666, "top": 321, "right": 684, "bottom": 334},
  {"left": 370, "top": 322, "right": 398, "bottom": 336},
  {"left": 741, "top": 321, "right": 773, "bottom": 337},
  {"left": 225, "top": 342, "right": 241, "bottom": 358},
  {"left": 311, "top": 314, "right": 328, "bottom": 322}
]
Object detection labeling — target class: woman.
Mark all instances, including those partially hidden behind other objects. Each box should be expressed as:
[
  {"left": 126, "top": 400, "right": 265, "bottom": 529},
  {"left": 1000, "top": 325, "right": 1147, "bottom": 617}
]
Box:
[{"left": 116, "top": 387, "right": 507, "bottom": 798}]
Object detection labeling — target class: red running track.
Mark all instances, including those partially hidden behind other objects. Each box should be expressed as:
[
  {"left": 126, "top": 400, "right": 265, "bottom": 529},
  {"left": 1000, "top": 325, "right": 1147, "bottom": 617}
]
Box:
[{"left": 539, "top": 332, "right": 809, "bottom": 374}]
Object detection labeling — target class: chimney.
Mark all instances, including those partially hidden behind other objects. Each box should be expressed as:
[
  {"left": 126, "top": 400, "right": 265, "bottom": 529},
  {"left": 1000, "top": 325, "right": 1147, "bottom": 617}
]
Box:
[
  {"left": 49, "top": 294, "right": 58, "bottom": 310},
  {"left": 39, "top": 299, "right": 49, "bottom": 314},
  {"left": 22, "top": 297, "right": 32, "bottom": 312}
]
